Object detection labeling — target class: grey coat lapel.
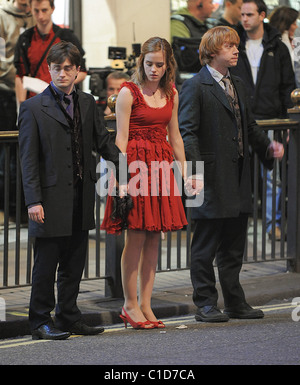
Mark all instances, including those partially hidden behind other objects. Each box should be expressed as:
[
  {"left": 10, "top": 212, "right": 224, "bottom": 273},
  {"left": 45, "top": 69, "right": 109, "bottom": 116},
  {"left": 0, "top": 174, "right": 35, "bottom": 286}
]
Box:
[{"left": 200, "top": 66, "right": 233, "bottom": 113}]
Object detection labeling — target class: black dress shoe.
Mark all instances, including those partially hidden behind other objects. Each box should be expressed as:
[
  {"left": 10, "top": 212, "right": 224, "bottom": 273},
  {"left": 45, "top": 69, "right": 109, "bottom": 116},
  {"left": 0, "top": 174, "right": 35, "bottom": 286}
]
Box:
[
  {"left": 195, "top": 305, "right": 229, "bottom": 323},
  {"left": 224, "top": 303, "right": 264, "bottom": 319},
  {"left": 68, "top": 320, "right": 105, "bottom": 335},
  {"left": 32, "top": 323, "right": 71, "bottom": 340}
]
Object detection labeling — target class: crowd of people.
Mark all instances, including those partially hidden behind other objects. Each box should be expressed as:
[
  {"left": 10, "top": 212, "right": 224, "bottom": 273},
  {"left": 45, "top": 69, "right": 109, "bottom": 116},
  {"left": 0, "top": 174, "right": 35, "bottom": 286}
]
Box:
[{"left": 0, "top": 0, "right": 297, "bottom": 340}]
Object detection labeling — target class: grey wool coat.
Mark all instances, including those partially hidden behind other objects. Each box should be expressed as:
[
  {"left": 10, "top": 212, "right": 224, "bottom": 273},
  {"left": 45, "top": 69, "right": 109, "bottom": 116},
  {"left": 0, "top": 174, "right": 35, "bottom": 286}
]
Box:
[{"left": 179, "top": 66, "right": 274, "bottom": 220}]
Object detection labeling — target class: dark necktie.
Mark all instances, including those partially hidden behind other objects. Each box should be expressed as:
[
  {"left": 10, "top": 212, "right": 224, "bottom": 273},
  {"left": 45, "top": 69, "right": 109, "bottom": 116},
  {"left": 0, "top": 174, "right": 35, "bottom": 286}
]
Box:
[{"left": 63, "top": 94, "right": 74, "bottom": 119}]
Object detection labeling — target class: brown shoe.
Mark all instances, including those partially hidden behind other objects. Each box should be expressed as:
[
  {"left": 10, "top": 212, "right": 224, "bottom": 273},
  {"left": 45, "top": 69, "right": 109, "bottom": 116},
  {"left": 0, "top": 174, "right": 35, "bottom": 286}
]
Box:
[
  {"left": 268, "top": 226, "right": 281, "bottom": 241},
  {"left": 0, "top": 211, "right": 4, "bottom": 226}
]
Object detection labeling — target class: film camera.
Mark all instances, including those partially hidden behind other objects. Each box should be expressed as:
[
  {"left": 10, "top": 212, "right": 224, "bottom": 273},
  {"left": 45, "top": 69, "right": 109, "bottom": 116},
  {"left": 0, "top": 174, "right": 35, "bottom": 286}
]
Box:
[{"left": 89, "top": 44, "right": 141, "bottom": 110}]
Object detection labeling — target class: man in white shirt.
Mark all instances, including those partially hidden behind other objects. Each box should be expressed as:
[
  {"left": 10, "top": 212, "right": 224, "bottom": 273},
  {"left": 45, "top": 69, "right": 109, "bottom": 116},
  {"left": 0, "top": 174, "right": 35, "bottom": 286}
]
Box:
[{"left": 231, "top": 0, "right": 295, "bottom": 241}]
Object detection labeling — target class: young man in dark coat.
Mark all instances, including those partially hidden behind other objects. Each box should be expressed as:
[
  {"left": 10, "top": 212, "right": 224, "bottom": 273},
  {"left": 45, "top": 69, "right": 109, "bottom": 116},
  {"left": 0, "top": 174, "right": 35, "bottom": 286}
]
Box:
[
  {"left": 18, "top": 41, "right": 126, "bottom": 340},
  {"left": 179, "top": 26, "right": 284, "bottom": 322}
]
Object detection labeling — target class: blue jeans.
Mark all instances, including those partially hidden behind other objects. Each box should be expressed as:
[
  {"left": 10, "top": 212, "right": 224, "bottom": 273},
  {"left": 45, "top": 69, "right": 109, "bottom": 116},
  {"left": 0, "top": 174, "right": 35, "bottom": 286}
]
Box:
[{"left": 262, "top": 161, "right": 282, "bottom": 233}]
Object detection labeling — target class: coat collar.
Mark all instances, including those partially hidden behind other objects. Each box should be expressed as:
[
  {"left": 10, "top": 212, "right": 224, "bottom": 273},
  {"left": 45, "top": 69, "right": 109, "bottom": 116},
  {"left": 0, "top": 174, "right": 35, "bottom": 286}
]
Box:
[
  {"left": 198, "top": 66, "right": 245, "bottom": 116},
  {"left": 198, "top": 66, "right": 231, "bottom": 112},
  {"left": 41, "top": 85, "right": 90, "bottom": 127}
]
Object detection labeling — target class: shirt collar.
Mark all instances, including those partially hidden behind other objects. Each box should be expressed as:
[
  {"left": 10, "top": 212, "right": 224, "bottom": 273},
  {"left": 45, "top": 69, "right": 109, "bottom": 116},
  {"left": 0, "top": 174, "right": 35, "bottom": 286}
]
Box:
[
  {"left": 206, "top": 64, "right": 231, "bottom": 84},
  {"left": 50, "top": 81, "right": 76, "bottom": 100}
]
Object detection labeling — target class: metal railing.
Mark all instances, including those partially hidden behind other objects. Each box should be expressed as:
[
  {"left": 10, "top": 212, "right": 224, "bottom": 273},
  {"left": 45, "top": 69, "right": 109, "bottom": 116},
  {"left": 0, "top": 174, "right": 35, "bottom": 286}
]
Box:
[{"left": 0, "top": 117, "right": 299, "bottom": 297}]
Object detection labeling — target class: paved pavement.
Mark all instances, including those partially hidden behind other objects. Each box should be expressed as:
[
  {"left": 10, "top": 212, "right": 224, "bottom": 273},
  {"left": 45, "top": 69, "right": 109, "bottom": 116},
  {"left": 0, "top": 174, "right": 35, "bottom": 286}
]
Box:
[{"left": 0, "top": 258, "right": 299, "bottom": 339}]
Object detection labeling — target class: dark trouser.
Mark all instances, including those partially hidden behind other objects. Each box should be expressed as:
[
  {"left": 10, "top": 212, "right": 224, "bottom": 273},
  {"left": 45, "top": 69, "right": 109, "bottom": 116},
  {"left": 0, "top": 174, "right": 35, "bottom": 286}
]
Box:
[
  {"left": 190, "top": 214, "right": 248, "bottom": 309},
  {"left": 29, "top": 182, "right": 88, "bottom": 331}
]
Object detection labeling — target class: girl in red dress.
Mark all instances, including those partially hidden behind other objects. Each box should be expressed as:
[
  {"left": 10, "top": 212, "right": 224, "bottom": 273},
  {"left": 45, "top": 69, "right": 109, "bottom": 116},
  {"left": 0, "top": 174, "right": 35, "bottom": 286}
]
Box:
[{"left": 101, "top": 37, "right": 189, "bottom": 329}]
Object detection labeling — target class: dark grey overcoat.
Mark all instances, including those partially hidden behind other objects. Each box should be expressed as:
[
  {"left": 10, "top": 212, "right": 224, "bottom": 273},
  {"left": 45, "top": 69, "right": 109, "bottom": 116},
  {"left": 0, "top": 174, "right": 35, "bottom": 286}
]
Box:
[{"left": 179, "top": 66, "right": 273, "bottom": 219}]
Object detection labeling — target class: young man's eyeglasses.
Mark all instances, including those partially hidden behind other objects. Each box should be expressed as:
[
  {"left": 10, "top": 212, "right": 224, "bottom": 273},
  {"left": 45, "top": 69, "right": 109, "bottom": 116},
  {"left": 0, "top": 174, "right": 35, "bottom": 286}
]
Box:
[{"left": 50, "top": 64, "right": 77, "bottom": 74}]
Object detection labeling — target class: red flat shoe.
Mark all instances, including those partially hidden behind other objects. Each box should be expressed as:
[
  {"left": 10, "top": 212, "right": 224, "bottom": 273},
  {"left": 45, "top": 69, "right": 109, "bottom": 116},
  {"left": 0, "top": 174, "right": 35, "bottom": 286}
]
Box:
[{"left": 119, "top": 307, "right": 154, "bottom": 329}]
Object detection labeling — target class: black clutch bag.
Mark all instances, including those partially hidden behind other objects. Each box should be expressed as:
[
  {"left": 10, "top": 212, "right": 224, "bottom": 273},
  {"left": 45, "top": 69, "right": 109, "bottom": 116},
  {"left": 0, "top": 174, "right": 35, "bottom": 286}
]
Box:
[{"left": 110, "top": 188, "right": 133, "bottom": 229}]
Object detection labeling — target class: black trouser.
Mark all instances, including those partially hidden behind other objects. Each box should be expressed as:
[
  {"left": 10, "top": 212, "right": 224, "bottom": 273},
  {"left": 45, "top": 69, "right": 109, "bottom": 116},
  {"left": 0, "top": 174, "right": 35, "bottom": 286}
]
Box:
[
  {"left": 29, "top": 181, "right": 88, "bottom": 331},
  {"left": 190, "top": 214, "right": 248, "bottom": 309}
]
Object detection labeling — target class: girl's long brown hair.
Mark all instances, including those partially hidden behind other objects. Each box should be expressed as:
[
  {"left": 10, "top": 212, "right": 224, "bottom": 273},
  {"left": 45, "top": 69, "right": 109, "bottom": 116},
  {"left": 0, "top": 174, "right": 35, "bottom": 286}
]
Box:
[{"left": 131, "top": 37, "right": 177, "bottom": 100}]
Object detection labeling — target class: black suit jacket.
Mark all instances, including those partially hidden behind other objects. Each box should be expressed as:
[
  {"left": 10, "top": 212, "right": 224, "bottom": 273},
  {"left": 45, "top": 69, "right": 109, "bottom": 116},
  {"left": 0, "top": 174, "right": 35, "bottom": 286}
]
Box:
[
  {"left": 179, "top": 66, "right": 273, "bottom": 219},
  {"left": 18, "top": 86, "right": 124, "bottom": 237}
]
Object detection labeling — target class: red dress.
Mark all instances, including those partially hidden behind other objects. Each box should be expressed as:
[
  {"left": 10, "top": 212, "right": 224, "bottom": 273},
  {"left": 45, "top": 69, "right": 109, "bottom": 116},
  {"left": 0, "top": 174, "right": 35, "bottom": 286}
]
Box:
[{"left": 100, "top": 82, "right": 187, "bottom": 234}]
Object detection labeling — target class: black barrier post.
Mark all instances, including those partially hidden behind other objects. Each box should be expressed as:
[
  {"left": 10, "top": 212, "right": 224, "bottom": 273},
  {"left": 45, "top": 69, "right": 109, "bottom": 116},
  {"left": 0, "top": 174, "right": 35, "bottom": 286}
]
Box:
[
  {"left": 105, "top": 232, "right": 124, "bottom": 298},
  {"left": 287, "top": 106, "right": 300, "bottom": 273}
]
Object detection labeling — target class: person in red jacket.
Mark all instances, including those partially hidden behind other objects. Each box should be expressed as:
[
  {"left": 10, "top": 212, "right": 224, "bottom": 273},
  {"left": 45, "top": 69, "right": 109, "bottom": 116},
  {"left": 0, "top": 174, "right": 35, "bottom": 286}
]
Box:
[{"left": 14, "top": 0, "right": 86, "bottom": 104}]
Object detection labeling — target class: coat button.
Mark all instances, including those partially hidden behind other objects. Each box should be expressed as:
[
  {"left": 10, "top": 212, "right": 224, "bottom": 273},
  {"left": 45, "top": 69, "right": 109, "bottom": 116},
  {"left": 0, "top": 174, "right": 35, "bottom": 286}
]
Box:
[{"left": 232, "top": 158, "right": 237, "bottom": 163}]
